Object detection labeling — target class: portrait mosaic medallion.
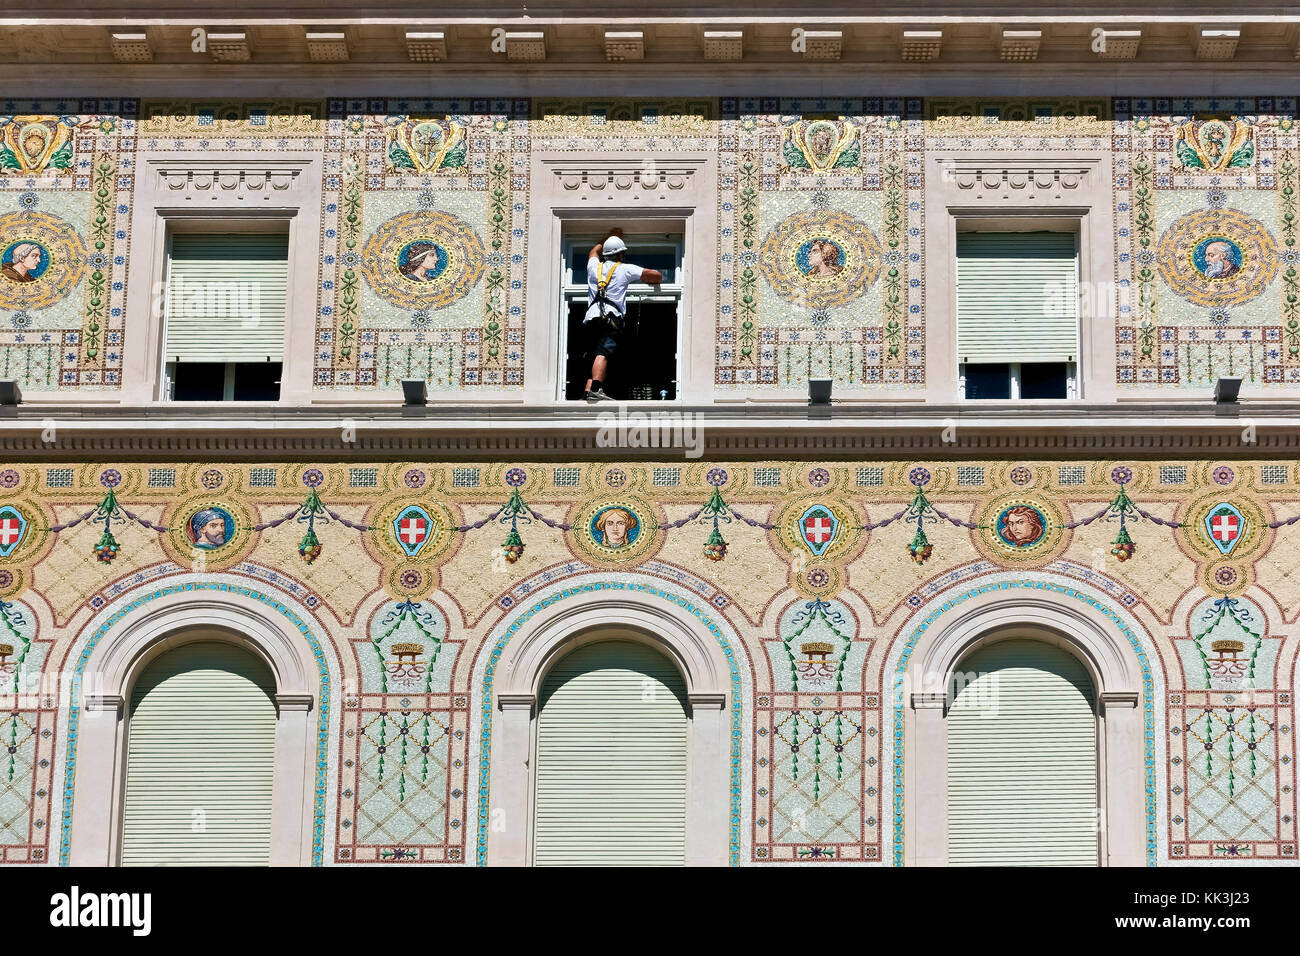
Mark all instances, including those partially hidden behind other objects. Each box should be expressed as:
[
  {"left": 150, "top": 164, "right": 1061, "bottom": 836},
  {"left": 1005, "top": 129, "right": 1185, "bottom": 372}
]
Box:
[
  {"left": 759, "top": 209, "right": 882, "bottom": 311},
  {"left": 571, "top": 496, "right": 659, "bottom": 567},
  {"left": 360, "top": 209, "right": 486, "bottom": 311},
  {"left": 1155, "top": 208, "right": 1279, "bottom": 308},
  {"left": 0, "top": 210, "right": 89, "bottom": 312}
]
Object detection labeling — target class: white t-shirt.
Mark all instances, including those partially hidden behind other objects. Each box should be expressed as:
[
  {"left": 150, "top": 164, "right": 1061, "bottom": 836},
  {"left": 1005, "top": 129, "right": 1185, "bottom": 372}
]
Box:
[{"left": 585, "top": 256, "right": 645, "bottom": 323}]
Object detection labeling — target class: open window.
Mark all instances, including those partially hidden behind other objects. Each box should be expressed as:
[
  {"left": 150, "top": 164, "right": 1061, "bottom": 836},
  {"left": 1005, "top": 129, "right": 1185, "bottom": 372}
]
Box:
[
  {"left": 560, "top": 232, "right": 683, "bottom": 402},
  {"left": 161, "top": 227, "right": 289, "bottom": 402},
  {"left": 956, "top": 228, "right": 1080, "bottom": 400}
]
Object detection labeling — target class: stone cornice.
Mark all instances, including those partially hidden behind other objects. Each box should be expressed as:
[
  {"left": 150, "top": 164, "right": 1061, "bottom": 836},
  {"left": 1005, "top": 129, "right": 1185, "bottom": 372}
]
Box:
[{"left": 1, "top": 403, "right": 1298, "bottom": 458}]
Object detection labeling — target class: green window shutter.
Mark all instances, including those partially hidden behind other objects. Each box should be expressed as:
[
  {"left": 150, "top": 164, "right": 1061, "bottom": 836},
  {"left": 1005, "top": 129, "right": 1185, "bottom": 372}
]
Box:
[
  {"left": 121, "top": 642, "right": 277, "bottom": 866},
  {"left": 534, "top": 641, "right": 688, "bottom": 866},
  {"left": 947, "top": 639, "right": 1099, "bottom": 866},
  {"left": 164, "top": 233, "right": 289, "bottom": 364},
  {"left": 957, "top": 232, "right": 1080, "bottom": 364}
]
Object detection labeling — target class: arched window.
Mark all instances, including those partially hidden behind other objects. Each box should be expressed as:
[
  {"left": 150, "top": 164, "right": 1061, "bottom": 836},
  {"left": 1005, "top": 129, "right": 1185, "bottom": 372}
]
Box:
[
  {"left": 946, "top": 638, "right": 1099, "bottom": 865},
  {"left": 120, "top": 640, "right": 277, "bottom": 866},
  {"left": 533, "top": 640, "right": 689, "bottom": 866}
]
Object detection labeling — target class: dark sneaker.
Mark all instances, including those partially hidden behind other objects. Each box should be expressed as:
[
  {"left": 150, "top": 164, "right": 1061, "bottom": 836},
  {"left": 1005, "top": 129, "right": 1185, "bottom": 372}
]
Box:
[{"left": 585, "top": 388, "right": 613, "bottom": 403}]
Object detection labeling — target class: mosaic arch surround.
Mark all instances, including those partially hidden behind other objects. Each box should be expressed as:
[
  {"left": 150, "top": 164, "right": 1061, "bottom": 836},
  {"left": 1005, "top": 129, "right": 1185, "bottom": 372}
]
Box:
[
  {"left": 883, "top": 574, "right": 1162, "bottom": 867},
  {"left": 472, "top": 577, "right": 750, "bottom": 866},
  {"left": 57, "top": 578, "right": 336, "bottom": 866}
]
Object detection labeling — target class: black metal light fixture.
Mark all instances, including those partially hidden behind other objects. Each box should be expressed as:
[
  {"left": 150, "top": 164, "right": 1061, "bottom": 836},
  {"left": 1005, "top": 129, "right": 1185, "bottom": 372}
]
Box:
[
  {"left": 0, "top": 380, "right": 22, "bottom": 406},
  {"left": 401, "top": 379, "right": 428, "bottom": 407},
  {"left": 809, "top": 377, "right": 832, "bottom": 418},
  {"left": 1215, "top": 376, "right": 1242, "bottom": 404}
]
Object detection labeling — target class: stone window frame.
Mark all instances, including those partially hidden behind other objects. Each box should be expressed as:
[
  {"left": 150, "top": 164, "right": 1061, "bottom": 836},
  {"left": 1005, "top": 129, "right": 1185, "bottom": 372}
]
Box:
[{"left": 118, "top": 153, "right": 322, "bottom": 406}]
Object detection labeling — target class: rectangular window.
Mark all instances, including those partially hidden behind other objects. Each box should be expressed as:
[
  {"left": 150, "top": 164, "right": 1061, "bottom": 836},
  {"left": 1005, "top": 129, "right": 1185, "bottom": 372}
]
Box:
[
  {"left": 561, "top": 232, "right": 683, "bottom": 402},
  {"left": 162, "top": 231, "right": 289, "bottom": 402},
  {"left": 957, "top": 230, "right": 1079, "bottom": 400}
]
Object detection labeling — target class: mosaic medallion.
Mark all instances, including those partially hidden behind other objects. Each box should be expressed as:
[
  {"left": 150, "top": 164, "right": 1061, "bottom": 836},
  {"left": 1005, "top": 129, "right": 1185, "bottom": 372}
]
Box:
[
  {"left": 976, "top": 495, "right": 1066, "bottom": 565},
  {"left": 1181, "top": 493, "right": 1267, "bottom": 566},
  {"left": 571, "top": 496, "right": 659, "bottom": 567},
  {"left": 1155, "top": 208, "right": 1279, "bottom": 308},
  {"left": 774, "top": 497, "right": 857, "bottom": 562},
  {"left": 164, "top": 496, "right": 255, "bottom": 568},
  {"left": 759, "top": 209, "right": 882, "bottom": 311},
  {"left": 0, "top": 210, "right": 89, "bottom": 312},
  {"left": 360, "top": 209, "right": 486, "bottom": 311}
]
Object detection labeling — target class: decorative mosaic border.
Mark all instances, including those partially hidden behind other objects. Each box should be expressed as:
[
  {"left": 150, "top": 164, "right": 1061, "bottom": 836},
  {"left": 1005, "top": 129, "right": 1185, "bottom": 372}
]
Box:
[
  {"left": 57, "top": 580, "right": 332, "bottom": 866},
  {"left": 475, "top": 579, "right": 745, "bottom": 865},
  {"left": 888, "top": 578, "right": 1159, "bottom": 867}
]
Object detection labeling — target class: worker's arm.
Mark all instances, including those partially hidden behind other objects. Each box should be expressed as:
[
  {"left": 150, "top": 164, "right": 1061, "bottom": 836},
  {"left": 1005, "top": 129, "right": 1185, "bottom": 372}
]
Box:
[{"left": 639, "top": 268, "right": 664, "bottom": 285}]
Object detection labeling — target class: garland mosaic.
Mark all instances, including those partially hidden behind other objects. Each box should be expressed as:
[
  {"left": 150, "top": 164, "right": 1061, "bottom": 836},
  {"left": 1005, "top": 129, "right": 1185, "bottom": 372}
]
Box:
[
  {"left": 0, "top": 457, "right": 1298, "bottom": 865},
  {"left": 2, "top": 97, "right": 1296, "bottom": 393}
]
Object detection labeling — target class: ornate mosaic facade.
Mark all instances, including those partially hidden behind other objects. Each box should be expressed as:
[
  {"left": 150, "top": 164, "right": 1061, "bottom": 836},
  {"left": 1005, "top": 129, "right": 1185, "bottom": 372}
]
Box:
[
  {"left": 2, "top": 96, "right": 1297, "bottom": 392},
  {"left": 2, "top": 457, "right": 1299, "bottom": 864}
]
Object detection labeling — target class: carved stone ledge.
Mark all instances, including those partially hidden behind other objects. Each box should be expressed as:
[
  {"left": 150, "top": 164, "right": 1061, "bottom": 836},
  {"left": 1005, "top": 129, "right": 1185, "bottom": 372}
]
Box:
[
  {"left": 554, "top": 167, "right": 695, "bottom": 193},
  {"left": 155, "top": 166, "right": 304, "bottom": 195}
]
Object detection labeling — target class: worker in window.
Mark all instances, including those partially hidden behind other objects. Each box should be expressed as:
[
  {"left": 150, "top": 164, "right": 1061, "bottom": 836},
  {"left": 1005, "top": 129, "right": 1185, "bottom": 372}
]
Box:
[{"left": 583, "top": 228, "right": 663, "bottom": 402}]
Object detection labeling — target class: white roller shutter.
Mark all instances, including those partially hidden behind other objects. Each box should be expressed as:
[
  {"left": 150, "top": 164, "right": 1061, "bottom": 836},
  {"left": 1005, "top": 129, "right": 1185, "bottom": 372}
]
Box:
[
  {"left": 947, "top": 638, "right": 1098, "bottom": 866},
  {"left": 534, "top": 641, "right": 688, "bottom": 866},
  {"left": 121, "top": 642, "right": 277, "bottom": 866},
  {"left": 164, "top": 233, "right": 289, "bottom": 364},
  {"left": 957, "top": 232, "right": 1080, "bottom": 364}
]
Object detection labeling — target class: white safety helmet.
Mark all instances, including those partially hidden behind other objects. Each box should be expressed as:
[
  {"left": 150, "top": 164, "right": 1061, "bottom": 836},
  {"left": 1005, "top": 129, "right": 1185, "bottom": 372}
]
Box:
[{"left": 601, "top": 236, "right": 628, "bottom": 258}]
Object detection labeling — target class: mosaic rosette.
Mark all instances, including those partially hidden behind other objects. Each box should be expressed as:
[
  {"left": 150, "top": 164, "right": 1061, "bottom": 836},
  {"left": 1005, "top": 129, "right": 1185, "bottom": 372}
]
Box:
[
  {"left": 385, "top": 562, "right": 438, "bottom": 602},
  {"left": 162, "top": 495, "right": 256, "bottom": 569},
  {"left": 976, "top": 494, "right": 1067, "bottom": 565},
  {"left": 1155, "top": 207, "right": 1279, "bottom": 308},
  {"left": 793, "top": 561, "right": 843, "bottom": 600},
  {"left": 360, "top": 209, "right": 486, "bottom": 311},
  {"left": 758, "top": 209, "right": 882, "bottom": 311},
  {"left": 0, "top": 210, "right": 89, "bottom": 313},
  {"left": 570, "top": 495, "right": 660, "bottom": 568}
]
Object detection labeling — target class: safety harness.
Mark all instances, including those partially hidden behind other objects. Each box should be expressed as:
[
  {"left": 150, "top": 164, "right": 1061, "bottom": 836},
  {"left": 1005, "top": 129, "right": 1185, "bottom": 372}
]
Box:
[{"left": 591, "top": 260, "right": 625, "bottom": 332}]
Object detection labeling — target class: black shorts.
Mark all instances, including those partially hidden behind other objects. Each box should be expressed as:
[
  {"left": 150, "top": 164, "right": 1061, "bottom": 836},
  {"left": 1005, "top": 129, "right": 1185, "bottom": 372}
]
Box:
[{"left": 586, "top": 314, "right": 624, "bottom": 358}]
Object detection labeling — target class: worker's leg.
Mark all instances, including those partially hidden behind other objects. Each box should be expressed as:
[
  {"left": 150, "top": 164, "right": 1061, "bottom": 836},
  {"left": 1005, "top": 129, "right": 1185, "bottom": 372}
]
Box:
[{"left": 585, "top": 354, "right": 608, "bottom": 393}]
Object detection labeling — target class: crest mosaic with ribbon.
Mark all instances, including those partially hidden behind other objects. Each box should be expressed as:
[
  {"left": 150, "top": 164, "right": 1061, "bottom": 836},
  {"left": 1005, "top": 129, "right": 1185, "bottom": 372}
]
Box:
[{"left": 780, "top": 117, "right": 861, "bottom": 173}]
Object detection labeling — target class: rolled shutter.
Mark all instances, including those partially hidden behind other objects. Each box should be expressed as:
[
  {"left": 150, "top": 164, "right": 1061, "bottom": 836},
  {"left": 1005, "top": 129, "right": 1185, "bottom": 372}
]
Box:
[
  {"left": 957, "top": 232, "right": 1080, "bottom": 364},
  {"left": 534, "top": 641, "right": 688, "bottom": 866},
  {"left": 164, "top": 233, "right": 289, "bottom": 363},
  {"left": 121, "top": 641, "right": 277, "bottom": 866},
  {"left": 947, "top": 638, "right": 1098, "bottom": 866}
]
